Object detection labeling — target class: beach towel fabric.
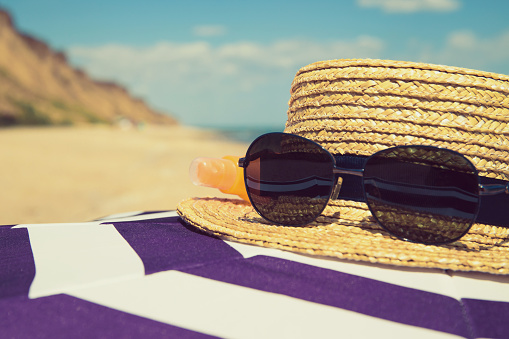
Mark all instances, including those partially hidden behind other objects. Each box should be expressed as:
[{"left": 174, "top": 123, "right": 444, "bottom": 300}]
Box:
[{"left": 1, "top": 211, "right": 509, "bottom": 338}]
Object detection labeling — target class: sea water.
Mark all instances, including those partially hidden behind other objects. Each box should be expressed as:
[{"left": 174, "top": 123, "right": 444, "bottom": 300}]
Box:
[{"left": 207, "top": 126, "right": 283, "bottom": 144}]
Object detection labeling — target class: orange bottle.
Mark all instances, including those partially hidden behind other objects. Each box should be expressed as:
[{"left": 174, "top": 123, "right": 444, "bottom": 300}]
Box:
[{"left": 189, "top": 156, "right": 249, "bottom": 202}]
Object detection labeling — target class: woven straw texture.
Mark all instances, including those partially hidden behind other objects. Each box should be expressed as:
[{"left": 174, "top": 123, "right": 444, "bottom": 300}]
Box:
[
  {"left": 178, "top": 59, "right": 509, "bottom": 274},
  {"left": 285, "top": 59, "right": 509, "bottom": 180},
  {"left": 177, "top": 197, "right": 509, "bottom": 274}
]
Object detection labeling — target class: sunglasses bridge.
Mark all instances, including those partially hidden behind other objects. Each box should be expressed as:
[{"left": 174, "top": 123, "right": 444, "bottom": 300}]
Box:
[{"left": 330, "top": 167, "right": 363, "bottom": 200}]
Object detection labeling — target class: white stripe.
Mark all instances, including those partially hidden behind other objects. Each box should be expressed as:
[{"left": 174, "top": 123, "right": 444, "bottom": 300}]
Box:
[
  {"left": 450, "top": 271, "right": 509, "bottom": 302},
  {"left": 94, "top": 211, "right": 145, "bottom": 220},
  {"left": 26, "top": 223, "right": 144, "bottom": 299},
  {"left": 92, "top": 211, "right": 179, "bottom": 222},
  {"left": 68, "top": 271, "right": 459, "bottom": 339},
  {"left": 225, "top": 241, "right": 509, "bottom": 302},
  {"left": 13, "top": 211, "right": 179, "bottom": 227}
]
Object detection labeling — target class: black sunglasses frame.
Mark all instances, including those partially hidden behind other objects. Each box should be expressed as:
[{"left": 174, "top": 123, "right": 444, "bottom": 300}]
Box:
[{"left": 239, "top": 132, "right": 509, "bottom": 244}]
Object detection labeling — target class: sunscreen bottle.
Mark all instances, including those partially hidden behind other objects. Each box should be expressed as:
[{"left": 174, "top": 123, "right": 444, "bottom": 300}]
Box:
[{"left": 189, "top": 156, "right": 249, "bottom": 202}]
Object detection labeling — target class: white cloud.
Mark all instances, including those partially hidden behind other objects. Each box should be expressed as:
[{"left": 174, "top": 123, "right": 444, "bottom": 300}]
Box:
[
  {"left": 67, "top": 37, "right": 385, "bottom": 126},
  {"left": 447, "top": 30, "right": 477, "bottom": 49},
  {"left": 193, "top": 25, "right": 227, "bottom": 37},
  {"left": 412, "top": 29, "right": 509, "bottom": 71},
  {"left": 66, "top": 30, "right": 509, "bottom": 128},
  {"left": 69, "top": 36, "right": 385, "bottom": 80},
  {"left": 357, "top": 0, "right": 461, "bottom": 13}
]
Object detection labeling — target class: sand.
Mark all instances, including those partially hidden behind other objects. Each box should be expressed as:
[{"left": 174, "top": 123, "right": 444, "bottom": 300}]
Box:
[{"left": 0, "top": 125, "right": 249, "bottom": 224}]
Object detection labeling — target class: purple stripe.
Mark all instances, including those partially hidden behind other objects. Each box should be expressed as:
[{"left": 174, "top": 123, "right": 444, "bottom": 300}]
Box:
[
  {"left": 0, "top": 226, "right": 36, "bottom": 299},
  {"left": 112, "top": 217, "right": 242, "bottom": 274},
  {"left": 463, "top": 299, "right": 509, "bottom": 338},
  {"left": 181, "top": 255, "right": 472, "bottom": 338},
  {"left": 0, "top": 294, "right": 215, "bottom": 338}
]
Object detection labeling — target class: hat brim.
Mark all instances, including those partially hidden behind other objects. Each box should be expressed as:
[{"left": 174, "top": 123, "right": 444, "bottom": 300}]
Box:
[{"left": 177, "top": 197, "right": 509, "bottom": 275}]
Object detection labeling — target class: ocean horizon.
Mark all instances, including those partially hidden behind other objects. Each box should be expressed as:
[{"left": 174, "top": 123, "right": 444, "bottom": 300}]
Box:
[{"left": 201, "top": 125, "right": 284, "bottom": 144}]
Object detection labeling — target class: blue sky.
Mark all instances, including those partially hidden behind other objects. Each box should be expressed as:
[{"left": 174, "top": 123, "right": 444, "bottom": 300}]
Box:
[{"left": 1, "top": 0, "right": 509, "bottom": 128}]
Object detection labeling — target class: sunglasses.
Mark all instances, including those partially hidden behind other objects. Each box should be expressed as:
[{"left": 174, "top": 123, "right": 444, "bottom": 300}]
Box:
[{"left": 238, "top": 132, "right": 509, "bottom": 245}]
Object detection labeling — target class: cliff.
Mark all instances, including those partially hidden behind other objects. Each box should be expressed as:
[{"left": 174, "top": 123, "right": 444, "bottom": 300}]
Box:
[{"left": 0, "top": 9, "right": 177, "bottom": 126}]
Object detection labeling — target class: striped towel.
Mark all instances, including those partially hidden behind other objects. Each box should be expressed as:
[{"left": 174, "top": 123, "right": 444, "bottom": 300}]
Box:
[{"left": 1, "top": 211, "right": 508, "bottom": 338}]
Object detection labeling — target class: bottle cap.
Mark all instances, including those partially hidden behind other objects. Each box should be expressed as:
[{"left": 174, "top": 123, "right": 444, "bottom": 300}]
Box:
[{"left": 189, "top": 157, "right": 236, "bottom": 191}]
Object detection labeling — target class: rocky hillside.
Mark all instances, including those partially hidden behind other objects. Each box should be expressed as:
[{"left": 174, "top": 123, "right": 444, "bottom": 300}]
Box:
[{"left": 0, "top": 9, "right": 177, "bottom": 126}]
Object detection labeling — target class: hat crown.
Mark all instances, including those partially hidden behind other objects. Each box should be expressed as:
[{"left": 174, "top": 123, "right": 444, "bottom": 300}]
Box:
[{"left": 284, "top": 59, "right": 509, "bottom": 180}]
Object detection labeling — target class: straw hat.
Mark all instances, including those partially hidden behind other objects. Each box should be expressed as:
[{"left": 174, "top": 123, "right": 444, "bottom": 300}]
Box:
[{"left": 178, "top": 59, "right": 509, "bottom": 275}]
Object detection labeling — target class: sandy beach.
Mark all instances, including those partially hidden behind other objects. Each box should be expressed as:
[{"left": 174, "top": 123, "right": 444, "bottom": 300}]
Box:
[{"left": 1, "top": 125, "right": 249, "bottom": 224}]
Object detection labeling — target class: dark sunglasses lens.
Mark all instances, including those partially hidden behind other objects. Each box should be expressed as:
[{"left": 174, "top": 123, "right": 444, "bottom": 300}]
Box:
[
  {"left": 363, "top": 147, "right": 479, "bottom": 244},
  {"left": 244, "top": 133, "right": 334, "bottom": 225}
]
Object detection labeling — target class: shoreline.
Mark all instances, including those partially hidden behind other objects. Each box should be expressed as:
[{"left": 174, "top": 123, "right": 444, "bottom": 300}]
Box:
[{"left": 1, "top": 124, "right": 249, "bottom": 224}]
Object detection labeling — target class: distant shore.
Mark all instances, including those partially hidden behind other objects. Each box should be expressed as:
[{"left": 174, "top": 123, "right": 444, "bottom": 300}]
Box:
[
  {"left": 197, "top": 125, "right": 283, "bottom": 144},
  {"left": 0, "top": 124, "right": 249, "bottom": 224}
]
